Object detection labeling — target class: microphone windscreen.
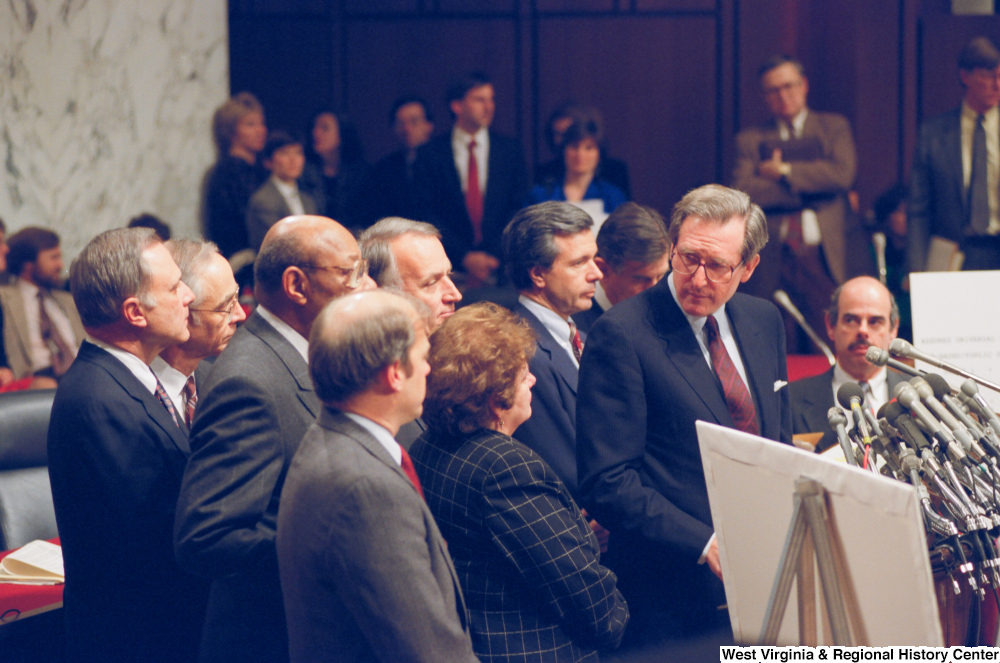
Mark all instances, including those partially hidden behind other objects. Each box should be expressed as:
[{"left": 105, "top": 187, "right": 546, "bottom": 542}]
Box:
[
  {"left": 883, "top": 400, "right": 904, "bottom": 425},
  {"left": 837, "top": 382, "right": 866, "bottom": 410},
  {"left": 866, "top": 346, "right": 888, "bottom": 367},
  {"left": 925, "top": 374, "right": 952, "bottom": 401},
  {"left": 961, "top": 379, "right": 980, "bottom": 398},
  {"left": 876, "top": 401, "right": 889, "bottom": 419},
  {"left": 889, "top": 338, "right": 913, "bottom": 358}
]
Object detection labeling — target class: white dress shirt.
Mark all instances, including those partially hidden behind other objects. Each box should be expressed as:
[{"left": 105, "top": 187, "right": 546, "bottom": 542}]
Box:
[
  {"left": 255, "top": 305, "right": 309, "bottom": 363},
  {"left": 960, "top": 101, "right": 1000, "bottom": 234},
  {"left": 451, "top": 126, "right": 489, "bottom": 196},
  {"left": 272, "top": 176, "right": 306, "bottom": 216},
  {"left": 519, "top": 295, "right": 578, "bottom": 368},
  {"left": 151, "top": 355, "right": 193, "bottom": 416},
  {"left": 19, "top": 279, "right": 78, "bottom": 372},
  {"left": 86, "top": 338, "right": 157, "bottom": 395},
  {"left": 344, "top": 412, "right": 402, "bottom": 466}
]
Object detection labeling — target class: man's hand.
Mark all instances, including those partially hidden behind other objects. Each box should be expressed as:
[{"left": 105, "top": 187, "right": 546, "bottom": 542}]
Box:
[
  {"left": 758, "top": 148, "right": 788, "bottom": 182},
  {"left": 462, "top": 251, "right": 499, "bottom": 288},
  {"left": 581, "top": 510, "right": 610, "bottom": 553},
  {"left": 706, "top": 537, "right": 723, "bottom": 580}
]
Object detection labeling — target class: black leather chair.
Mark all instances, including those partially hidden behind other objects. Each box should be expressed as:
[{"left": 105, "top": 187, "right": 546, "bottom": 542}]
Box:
[{"left": 0, "top": 389, "right": 57, "bottom": 551}]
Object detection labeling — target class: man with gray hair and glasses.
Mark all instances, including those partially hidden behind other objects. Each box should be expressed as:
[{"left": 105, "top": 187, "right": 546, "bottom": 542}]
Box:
[
  {"left": 152, "top": 239, "right": 246, "bottom": 429},
  {"left": 175, "top": 215, "right": 374, "bottom": 663},
  {"left": 577, "top": 184, "right": 792, "bottom": 647},
  {"left": 47, "top": 227, "right": 207, "bottom": 661}
]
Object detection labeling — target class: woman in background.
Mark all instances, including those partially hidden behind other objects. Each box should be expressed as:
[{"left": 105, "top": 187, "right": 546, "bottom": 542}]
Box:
[
  {"left": 300, "top": 110, "right": 370, "bottom": 232},
  {"left": 205, "top": 92, "right": 268, "bottom": 258},
  {"left": 410, "top": 303, "right": 628, "bottom": 663}
]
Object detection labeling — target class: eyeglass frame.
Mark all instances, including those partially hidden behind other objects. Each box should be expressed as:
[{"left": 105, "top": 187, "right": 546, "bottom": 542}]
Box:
[
  {"left": 302, "top": 257, "right": 369, "bottom": 289},
  {"left": 669, "top": 248, "right": 745, "bottom": 284},
  {"left": 189, "top": 294, "right": 241, "bottom": 322}
]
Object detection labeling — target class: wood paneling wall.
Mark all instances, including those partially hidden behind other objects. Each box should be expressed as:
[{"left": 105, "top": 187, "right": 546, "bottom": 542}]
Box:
[{"left": 228, "top": 0, "right": 1000, "bottom": 220}]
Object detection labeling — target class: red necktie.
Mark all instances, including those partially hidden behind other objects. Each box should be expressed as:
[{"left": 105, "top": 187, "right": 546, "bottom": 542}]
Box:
[
  {"left": 154, "top": 378, "right": 183, "bottom": 430},
  {"left": 399, "top": 446, "right": 425, "bottom": 500},
  {"left": 703, "top": 315, "right": 759, "bottom": 435},
  {"left": 569, "top": 319, "right": 584, "bottom": 363},
  {"left": 183, "top": 374, "right": 198, "bottom": 428},
  {"left": 466, "top": 139, "right": 484, "bottom": 246}
]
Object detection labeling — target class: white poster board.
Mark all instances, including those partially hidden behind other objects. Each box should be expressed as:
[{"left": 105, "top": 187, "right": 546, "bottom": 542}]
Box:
[
  {"left": 697, "top": 421, "right": 942, "bottom": 646},
  {"left": 910, "top": 270, "right": 1000, "bottom": 412}
]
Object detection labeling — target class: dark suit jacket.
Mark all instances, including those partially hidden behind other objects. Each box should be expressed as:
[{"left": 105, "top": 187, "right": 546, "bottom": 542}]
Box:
[
  {"left": 364, "top": 148, "right": 422, "bottom": 225},
  {"left": 572, "top": 300, "right": 605, "bottom": 336},
  {"left": 576, "top": 278, "right": 792, "bottom": 640},
  {"left": 513, "top": 302, "right": 583, "bottom": 497},
  {"left": 47, "top": 341, "right": 209, "bottom": 662},
  {"left": 411, "top": 426, "right": 628, "bottom": 663},
  {"left": 908, "top": 107, "right": 969, "bottom": 272},
  {"left": 174, "top": 311, "right": 321, "bottom": 663},
  {"left": 414, "top": 130, "right": 529, "bottom": 268},
  {"left": 789, "top": 366, "right": 906, "bottom": 453},
  {"left": 278, "top": 409, "right": 477, "bottom": 663},
  {"left": 732, "top": 111, "right": 858, "bottom": 284},
  {"left": 246, "top": 178, "right": 318, "bottom": 252}
]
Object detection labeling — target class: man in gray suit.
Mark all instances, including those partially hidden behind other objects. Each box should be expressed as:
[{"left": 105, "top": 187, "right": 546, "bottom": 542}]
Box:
[
  {"left": 278, "top": 290, "right": 478, "bottom": 663},
  {"left": 733, "top": 55, "right": 860, "bottom": 352},
  {"left": 246, "top": 131, "right": 318, "bottom": 251},
  {"left": 174, "top": 215, "right": 375, "bottom": 663}
]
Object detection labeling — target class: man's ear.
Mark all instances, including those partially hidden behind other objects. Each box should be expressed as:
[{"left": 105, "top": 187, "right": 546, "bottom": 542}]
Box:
[
  {"left": 121, "top": 296, "right": 148, "bottom": 328},
  {"left": 594, "top": 256, "right": 610, "bottom": 275},
  {"left": 739, "top": 254, "right": 761, "bottom": 283},
  {"left": 283, "top": 267, "right": 310, "bottom": 306},
  {"left": 384, "top": 360, "right": 404, "bottom": 394},
  {"left": 449, "top": 99, "right": 463, "bottom": 120},
  {"left": 528, "top": 265, "right": 547, "bottom": 290}
]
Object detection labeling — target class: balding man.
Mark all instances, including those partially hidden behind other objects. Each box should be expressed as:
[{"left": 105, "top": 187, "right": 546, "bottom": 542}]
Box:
[
  {"left": 47, "top": 228, "right": 205, "bottom": 661},
  {"left": 359, "top": 217, "right": 462, "bottom": 331},
  {"left": 152, "top": 239, "right": 246, "bottom": 428},
  {"left": 277, "top": 290, "right": 477, "bottom": 663},
  {"left": 788, "top": 276, "right": 904, "bottom": 454},
  {"left": 175, "top": 215, "right": 375, "bottom": 663}
]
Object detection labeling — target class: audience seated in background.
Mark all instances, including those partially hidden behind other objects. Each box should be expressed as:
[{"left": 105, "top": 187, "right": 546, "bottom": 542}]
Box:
[
  {"left": 0, "top": 228, "right": 84, "bottom": 385},
  {"left": 299, "top": 110, "right": 370, "bottom": 232},
  {"left": 48, "top": 227, "right": 207, "bottom": 662},
  {"left": 527, "top": 113, "right": 627, "bottom": 218},
  {"left": 788, "top": 276, "right": 902, "bottom": 454},
  {"left": 366, "top": 95, "right": 435, "bottom": 223},
  {"left": 151, "top": 239, "right": 246, "bottom": 428},
  {"left": 247, "top": 130, "right": 318, "bottom": 252},
  {"left": 410, "top": 302, "right": 629, "bottom": 663},
  {"left": 732, "top": 55, "right": 859, "bottom": 354},
  {"left": 536, "top": 100, "right": 632, "bottom": 199},
  {"left": 205, "top": 92, "right": 269, "bottom": 258},
  {"left": 574, "top": 201, "right": 671, "bottom": 334},
  {"left": 278, "top": 290, "right": 478, "bottom": 663},
  {"left": 174, "top": 215, "right": 374, "bottom": 663},
  {"left": 414, "top": 71, "right": 529, "bottom": 287},
  {"left": 127, "top": 212, "right": 172, "bottom": 241}
]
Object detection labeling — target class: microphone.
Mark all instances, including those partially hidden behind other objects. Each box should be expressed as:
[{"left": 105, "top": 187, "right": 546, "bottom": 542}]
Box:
[
  {"left": 872, "top": 232, "right": 888, "bottom": 286},
  {"left": 837, "top": 382, "right": 873, "bottom": 454},
  {"left": 827, "top": 407, "right": 858, "bottom": 466},
  {"left": 884, "top": 401, "right": 932, "bottom": 453},
  {"left": 962, "top": 379, "right": 1000, "bottom": 434},
  {"left": 910, "top": 377, "right": 976, "bottom": 455},
  {"left": 864, "top": 346, "right": 926, "bottom": 378},
  {"left": 773, "top": 290, "right": 836, "bottom": 366},
  {"left": 926, "top": 374, "right": 991, "bottom": 451},
  {"left": 889, "top": 339, "right": 1000, "bottom": 395}
]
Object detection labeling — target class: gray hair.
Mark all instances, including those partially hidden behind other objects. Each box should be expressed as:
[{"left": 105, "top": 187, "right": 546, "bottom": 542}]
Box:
[
  {"left": 668, "top": 184, "right": 768, "bottom": 263},
  {"left": 358, "top": 217, "right": 441, "bottom": 288},
  {"left": 597, "top": 202, "right": 670, "bottom": 270},
  {"left": 502, "top": 201, "right": 594, "bottom": 290},
  {"left": 308, "top": 291, "right": 419, "bottom": 405},
  {"left": 70, "top": 227, "right": 160, "bottom": 328},
  {"left": 166, "top": 239, "right": 221, "bottom": 325},
  {"left": 827, "top": 277, "right": 900, "bottom": 330}
]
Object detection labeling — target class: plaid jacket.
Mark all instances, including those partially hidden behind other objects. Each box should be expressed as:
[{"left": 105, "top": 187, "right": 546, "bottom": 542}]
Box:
[{"left": 410, "top": 428, "right": 629, "bottom": 663}]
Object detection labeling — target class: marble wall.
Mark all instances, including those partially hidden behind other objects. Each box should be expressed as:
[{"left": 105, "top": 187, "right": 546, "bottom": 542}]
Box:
[{"left": 0, "top": 0, "right": 228, "bottom": 258}]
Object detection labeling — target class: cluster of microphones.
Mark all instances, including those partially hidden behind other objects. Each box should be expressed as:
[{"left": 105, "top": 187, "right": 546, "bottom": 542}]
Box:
[{"left": 829, "top": 339, "right": 1000, "bottom": 598}]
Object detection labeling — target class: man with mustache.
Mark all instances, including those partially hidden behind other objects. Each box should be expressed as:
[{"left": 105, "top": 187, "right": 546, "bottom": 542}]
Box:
[{"left": 788, "top": 275, "right": 903, "bottom": 453}]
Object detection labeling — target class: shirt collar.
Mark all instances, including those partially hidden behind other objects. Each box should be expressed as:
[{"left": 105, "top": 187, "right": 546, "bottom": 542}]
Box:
[
  {"left": 86, "top": 337, "right": 158, "bottom": 394},
  {"left": 150, "top": 355, "right": 191, "bottom": 401},
  {"left": 17, "top": 278, "right": 40, "bottom": 299},
  {"left": 667, "top": 271, "right": 729, "bottom": 338},
  {"left": 271, "top": 176, "right": 299, "bottom": 198},
  {"left": 593, "top": 282, "right": 613, "bottom": 312},
  {"left": 452, "top": 125, "right": 488, "bottom": 149},
  {"left": 519, "top": 294, "right": 573, "bottom": 339},
  {"left": 962, "top": 100, "right": 1000, "bottom": 125},
  {"left": 343, "top": 411, "right": 402, "bottom": 466},
  {"left": 832, "top": 362, "right": 886, "bottom": 397},
  {"left": 255, "top": 305, "right": 309, "bottom": 363}
]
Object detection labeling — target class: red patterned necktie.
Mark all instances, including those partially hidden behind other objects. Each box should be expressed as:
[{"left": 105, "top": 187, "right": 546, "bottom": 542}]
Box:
[
  {"left": 154, "top": 377, "right": 183, "bottom": 430},
  {"left": 703, "top": 315, "right": 759, "bottom": 435},
  {"left": 399, "top": 446, "right": 425, "bottom": 500},
  {"left": 569, "top": 319, "right": 584, "bottom": 363},
  {"left": 466, "top": 139, "right": 484, "bottom": 246},
  {"left": 183, "top": 374, "right": 198, "bottom": 428}
]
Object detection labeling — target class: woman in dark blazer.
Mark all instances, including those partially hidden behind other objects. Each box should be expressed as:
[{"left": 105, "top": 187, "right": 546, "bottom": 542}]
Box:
[{"left": 410, "top": 303, "right": 628, "bottom": 663}]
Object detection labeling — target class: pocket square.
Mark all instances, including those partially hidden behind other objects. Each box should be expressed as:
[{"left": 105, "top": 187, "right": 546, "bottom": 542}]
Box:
[{"left": 773, "top": 380, "right": 787, "bottom": 392}]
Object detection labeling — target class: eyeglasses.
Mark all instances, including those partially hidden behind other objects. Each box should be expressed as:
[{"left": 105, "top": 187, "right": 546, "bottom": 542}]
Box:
[
  {"left": 305, "top": 258, "right": 369, "bottom": 289},
  {"left": 763, "top": 80, "right": 803, "bottom": 97},
  {"left": 670, "top": 249, "right": 743, "bottom": 284},
  {"left": 190, "top": 295, "right": 240, "bottom": 323}
]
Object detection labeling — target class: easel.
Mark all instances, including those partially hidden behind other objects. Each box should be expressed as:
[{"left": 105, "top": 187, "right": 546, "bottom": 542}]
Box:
[{"left": 758, "top": 477, "right": 870, "bottom": 646}]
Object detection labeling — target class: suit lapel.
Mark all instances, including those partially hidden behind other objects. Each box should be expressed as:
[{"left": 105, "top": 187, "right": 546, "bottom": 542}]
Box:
[
  {"left": 648, "top": 284, "right": 733, "bottom": 426},
  {"left": 726, "top": 297, "right": 769, "bottom": 435},
  {"left": 244, "top": 312, "right": 320, "bottom": 418},
  {"left": 945, "top": 111, "right": 966, "bottom": 219},
  {"left": 515, "top": 304, "right": 578, "bottom": 394},
  {"left": 799, "top": 368, "right": 837, "bottom": 434},
  {"left": 1, "top": 286, "right": 33, "bottom": 361},
  {"left": 78, "top": 341, "right": 190, "bottom": 454}
]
